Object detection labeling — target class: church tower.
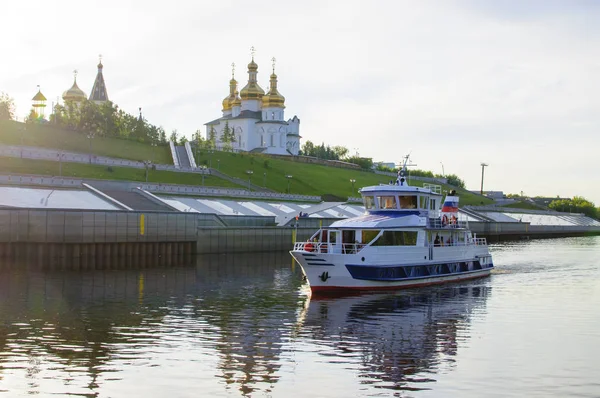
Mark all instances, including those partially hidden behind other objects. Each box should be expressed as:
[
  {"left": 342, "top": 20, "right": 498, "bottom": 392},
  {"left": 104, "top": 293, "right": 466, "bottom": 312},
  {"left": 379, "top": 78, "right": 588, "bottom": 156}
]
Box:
[
  {"left": 222, "top": 63, "right": 238, "bottom": 117},
  {"left": 31, "top": 85, "right": 47, "bottom": 119},
  {"left": 89, "top": 55, "right": 109, "bottom": 104},
  {"left": 261, "top": 57, "right": 286, "bottom": 121},
  {"left": 62, "top": 70, "right": 87, "bottom": 106},
  {"left": 239, "top": 47, "right": 265, "bottom": 112}
]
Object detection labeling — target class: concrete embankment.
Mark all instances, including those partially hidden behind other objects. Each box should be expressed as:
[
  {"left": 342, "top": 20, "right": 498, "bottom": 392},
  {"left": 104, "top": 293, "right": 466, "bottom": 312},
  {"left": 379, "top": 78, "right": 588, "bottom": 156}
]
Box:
[{"left": 0, "top": 209, "right": 197, "bottom": 269}]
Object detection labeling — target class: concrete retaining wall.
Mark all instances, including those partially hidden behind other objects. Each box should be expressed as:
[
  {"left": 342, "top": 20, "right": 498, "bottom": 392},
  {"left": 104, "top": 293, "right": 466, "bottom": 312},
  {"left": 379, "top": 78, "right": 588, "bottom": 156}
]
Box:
[
  {"left": 0, "top": 209, "right": 198, "bottom": 243},
  {"left": 196, "top": 227, "right": 314, "bottom": 254}
]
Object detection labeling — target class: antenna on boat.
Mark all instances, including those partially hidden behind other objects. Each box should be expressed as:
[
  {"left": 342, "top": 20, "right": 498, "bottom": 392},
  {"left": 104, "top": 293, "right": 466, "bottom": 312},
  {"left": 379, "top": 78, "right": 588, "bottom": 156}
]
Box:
[{"left": 397, "top": 153, "right": 417, "bottom": 186}]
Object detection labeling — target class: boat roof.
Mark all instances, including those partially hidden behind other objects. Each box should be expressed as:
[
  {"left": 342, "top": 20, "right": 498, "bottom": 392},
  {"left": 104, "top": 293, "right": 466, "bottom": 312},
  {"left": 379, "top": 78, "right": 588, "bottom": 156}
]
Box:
[
  {"left": 329, "top": 212, "right": 426, "bottom": 229},
  {"left": 360, "top": 184, "right": 442, "bottom": 196}
]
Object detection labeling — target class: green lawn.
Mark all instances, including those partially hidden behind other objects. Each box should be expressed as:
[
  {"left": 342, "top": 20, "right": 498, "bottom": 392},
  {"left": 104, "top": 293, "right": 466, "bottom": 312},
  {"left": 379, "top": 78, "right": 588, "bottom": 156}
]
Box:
[
  {"left": 195, "top": 150, "right": 494, "bottom": 205},
  {"left": 0, "top": 120, "right": 172, "bottom": 164},
  {"left": 0, "top": 157, "right": 244, "bottom": 188},
  {"left": 501, "top": 201, "right": 546, "bottom": 210}
]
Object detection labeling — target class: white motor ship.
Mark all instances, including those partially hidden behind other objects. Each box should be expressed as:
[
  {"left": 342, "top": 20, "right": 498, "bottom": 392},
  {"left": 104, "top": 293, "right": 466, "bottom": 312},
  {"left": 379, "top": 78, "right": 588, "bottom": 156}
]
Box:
[{"left": 290, "top": 159, "right": 494, "bottom": 293}]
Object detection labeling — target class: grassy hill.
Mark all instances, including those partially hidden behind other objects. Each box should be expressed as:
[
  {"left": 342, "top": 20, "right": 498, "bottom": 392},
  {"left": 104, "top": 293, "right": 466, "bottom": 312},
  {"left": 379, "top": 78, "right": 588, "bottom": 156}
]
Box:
[
  {"left": 0, "top": 157, "right": 243, "bottom": 188},
  {"left": 0, "top": 120, "right": 172, "bottom": 164},
  {"left": 0, "top": 121, "right": 494, "bottom": 205},
  {"left": 195, "top": 150, "right": 493, "bottom": 206}
]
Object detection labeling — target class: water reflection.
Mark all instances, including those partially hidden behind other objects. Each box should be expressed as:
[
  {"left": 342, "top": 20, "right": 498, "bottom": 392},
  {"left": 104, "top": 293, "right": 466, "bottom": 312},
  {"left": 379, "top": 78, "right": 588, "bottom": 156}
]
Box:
[
  {"left": 0, "top": 252, "right": 308, "bottom": 397},
  {"left": 0, "top": 252, "right": 491, "bottom": 397},
  {"left": 298, "top": 284, "right": 490, "bottom": 393}
]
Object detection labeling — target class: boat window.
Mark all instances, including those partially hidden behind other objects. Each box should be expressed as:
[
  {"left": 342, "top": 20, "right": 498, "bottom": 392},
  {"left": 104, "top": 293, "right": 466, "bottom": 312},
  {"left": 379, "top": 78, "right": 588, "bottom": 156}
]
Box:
[
  {"left": 378, "top": 196, "right": 397, "bottom": 210},
  {"left": 419, "top": 196, "right": 429, "bottom": 209},
  {"left": 371, "top": 231, "right": 418, "bottom": 246},
  {"left": 430, "top": 199, "right": 437, "bottom": 210},
  {"left": 329, "top": 230, "right": 339, "bottom": 244},
  {"left": 364, "top": 196, "right": 375, "bottom": 210},
  {"left": 363, "top": 230, "right": 381, "bottom": 244},
  {"left": 399, "top": 196, "right": 418, "bottom": 209}
]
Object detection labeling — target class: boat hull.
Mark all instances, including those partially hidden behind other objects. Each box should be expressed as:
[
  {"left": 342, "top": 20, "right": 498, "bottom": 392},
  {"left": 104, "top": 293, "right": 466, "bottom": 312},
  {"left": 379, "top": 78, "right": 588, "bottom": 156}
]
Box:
[{"left": 290, "top": 251, "right": 493, "bottom": 293}]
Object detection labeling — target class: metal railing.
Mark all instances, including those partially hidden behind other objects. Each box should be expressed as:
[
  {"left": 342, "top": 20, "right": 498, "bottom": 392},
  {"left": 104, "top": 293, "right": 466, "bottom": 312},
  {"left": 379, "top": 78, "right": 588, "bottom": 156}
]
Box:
[{"left": 292, "top": 241, "right": 367, "bottom": 254}]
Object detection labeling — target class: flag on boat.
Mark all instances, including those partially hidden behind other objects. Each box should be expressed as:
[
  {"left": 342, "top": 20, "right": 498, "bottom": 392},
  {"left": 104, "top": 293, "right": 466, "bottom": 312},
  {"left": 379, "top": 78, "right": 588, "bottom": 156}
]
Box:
[{"left": 442, "top": 196, "right": 459, "bottom": 213}]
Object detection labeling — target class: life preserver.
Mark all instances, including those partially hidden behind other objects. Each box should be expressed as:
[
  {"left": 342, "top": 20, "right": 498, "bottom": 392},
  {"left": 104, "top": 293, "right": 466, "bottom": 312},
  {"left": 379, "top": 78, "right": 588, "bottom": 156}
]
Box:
[
  {"left": 304, "top": 242, "right": 314, "bottom": 252},
  {"left": 442, "top": 215, "right": 449, "bottom": 226}
]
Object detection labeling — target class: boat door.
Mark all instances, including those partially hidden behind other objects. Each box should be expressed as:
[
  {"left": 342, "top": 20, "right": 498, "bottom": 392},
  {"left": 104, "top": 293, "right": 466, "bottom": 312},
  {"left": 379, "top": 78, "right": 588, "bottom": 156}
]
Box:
[{"left": 328, "top": 230, "right": 340, "bottom": 254}]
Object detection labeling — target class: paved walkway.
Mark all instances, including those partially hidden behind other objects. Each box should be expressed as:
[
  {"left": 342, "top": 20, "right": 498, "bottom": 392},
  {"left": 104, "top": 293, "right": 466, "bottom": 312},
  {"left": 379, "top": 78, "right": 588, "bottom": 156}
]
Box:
[{"left": 0, "top": 144, "right": 207, "bottom": 174}]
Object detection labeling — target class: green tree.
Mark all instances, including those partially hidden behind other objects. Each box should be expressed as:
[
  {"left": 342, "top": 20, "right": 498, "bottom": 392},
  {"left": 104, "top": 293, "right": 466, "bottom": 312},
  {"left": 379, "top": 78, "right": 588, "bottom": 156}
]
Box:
[
  {"left": 332, "top": 145, "right": 349, "bottom": 160},
  {"left": 158, "top": 127, "right": 167, "bottom": 144},
  {"left": 549, "top": 196, "right": 597, "bottom": 219},
  {"left": 208, "top": 126, "right": 217, "bottom": 150},
  {"left": 444, "top": 174, "right": 466, "bottom": 188},
  {"left": 169, "top": 129, "right": 178, "bottom": 143},
  {"left": 0, "top": 92, "right": 15, "bottom": 120}
]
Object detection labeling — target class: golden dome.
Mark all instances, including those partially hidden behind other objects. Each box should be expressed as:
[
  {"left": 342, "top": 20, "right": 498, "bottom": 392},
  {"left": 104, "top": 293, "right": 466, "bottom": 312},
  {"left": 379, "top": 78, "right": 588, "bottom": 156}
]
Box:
[
  {"left": 222, "top": 76, "right": 238, "bottom": 111},
  {"left": 240, "top": 56, "right": 265, "bottom": 101},
  {"left": 63, "top": 79, "right": 87, "bottom": 102},
  {"left": 231, "top": 90, "right": 241, "bottom": 107},
  {"left": 262, "top": 72, "right": 285, "bottom": 109}
]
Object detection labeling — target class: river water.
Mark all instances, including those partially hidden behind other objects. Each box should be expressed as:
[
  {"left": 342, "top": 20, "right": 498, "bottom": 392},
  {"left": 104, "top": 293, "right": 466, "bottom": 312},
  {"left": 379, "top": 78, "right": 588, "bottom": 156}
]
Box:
[{"left": 0, "top": 237, "right": 599, "bottom": 397}]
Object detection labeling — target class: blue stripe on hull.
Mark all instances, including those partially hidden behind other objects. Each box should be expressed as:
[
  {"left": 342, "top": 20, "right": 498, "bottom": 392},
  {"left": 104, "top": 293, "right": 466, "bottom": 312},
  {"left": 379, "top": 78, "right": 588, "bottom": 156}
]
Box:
[{"left": 345, "top": 261, "right": 493, "bottom": 281}]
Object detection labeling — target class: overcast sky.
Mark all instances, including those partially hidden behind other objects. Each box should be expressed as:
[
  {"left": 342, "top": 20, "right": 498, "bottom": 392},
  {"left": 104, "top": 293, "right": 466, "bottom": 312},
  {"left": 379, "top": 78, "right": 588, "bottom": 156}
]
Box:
[{"left": 2, "top": 0, "right": 599, "bottom": 204}]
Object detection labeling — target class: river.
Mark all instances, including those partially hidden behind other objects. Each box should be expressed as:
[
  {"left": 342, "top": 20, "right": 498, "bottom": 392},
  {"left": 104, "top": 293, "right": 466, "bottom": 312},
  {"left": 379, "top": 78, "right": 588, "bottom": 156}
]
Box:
[{"left": 0, "top": 237, "right": 598, "bottom": 397}]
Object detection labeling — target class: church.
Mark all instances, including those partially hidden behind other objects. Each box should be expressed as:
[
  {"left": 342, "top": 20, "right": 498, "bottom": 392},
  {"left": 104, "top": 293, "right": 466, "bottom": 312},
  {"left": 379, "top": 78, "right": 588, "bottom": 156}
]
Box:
[{"left": 205, "top": 53, "right": 301, "bottom": 155}]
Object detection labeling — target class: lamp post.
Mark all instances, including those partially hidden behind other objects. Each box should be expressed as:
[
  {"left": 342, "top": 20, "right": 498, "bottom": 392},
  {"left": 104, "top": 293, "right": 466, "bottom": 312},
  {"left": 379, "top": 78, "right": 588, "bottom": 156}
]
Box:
[
  {"left": 87, "top": 132, "right": 94, "bottom": 164},
  {"left": 286, "top": 174, "right": 293, "bottom": 194},
  {"left": 57, "top": 151, "right": 65, "bottom": 176},
  {"left": 350, "top": 178, "right": 356, "bottom": 191},
  {"left": 201, "top": 166, "right": 205, "bottom": 186},
  {"left": 246, "top": 170, "right": 253, "bottom": 184},
  {"left": 480, "top": 162, "right": 489, "bottom": 195},
  {"left": 217, "top": 159, "right": 220, "bottom": 171},
  {"left": 263, "top": 172, "right": 267, "bottom": 187},
  {"left": 151, "top": 141, "right": 157, "bottom": 161},
  {"left": 143, "top": 160, "right": 152, "bottom": 182},
  {"left": 19, "top": 125, "right": 26, "bottom": 158},
  {"left": 440, "top": 162, "right": 445, "bottom": 177}
]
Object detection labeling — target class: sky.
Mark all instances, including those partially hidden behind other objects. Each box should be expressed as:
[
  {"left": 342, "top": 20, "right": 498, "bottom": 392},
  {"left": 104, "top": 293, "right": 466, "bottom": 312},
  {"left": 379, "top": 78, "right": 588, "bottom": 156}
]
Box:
[{"left": 1, "top": 0, "right": 599, "bottom": 205}]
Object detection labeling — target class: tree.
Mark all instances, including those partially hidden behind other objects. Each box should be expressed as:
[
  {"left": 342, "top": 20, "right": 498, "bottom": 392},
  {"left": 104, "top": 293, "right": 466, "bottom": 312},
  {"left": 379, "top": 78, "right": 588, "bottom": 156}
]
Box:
[
  {"left": 158, "top": 127, "right": 167, "bottom": 144},
  {"left": 444, "top": 174, "right": 466, "bottom": 188},
  {"left": 179, "top": 135, "right": 188, "bottom": 145},
  {"left": 549, "top": 196, "right": 597, "bottom": 219},
  {"left": 220, "top": 121, "right": 235, "bottom": 152},
  {"left": 208, "top": 126, "right": 217, "bottom": 150},
  {"left": 169, "top": 129, "right": 178, "bottom": 143},
  {"left": 332, "top": 145, "right": 349, "bottom": 160},
  {"left": 0, "top": 92, "right": 15, "bottom": 120}
]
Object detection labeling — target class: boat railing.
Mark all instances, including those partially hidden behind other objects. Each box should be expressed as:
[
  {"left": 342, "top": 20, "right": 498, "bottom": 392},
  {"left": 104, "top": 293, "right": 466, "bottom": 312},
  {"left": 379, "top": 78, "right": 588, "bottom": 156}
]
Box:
[
  {"left": 433, "top": 238, "right": 487, "bottom": 247},
  {"left": 292, "top": 242, "right": 367, "bottom": 254},
  {"left": 428, "top": 218, "right": 468, "bottom": 229}
]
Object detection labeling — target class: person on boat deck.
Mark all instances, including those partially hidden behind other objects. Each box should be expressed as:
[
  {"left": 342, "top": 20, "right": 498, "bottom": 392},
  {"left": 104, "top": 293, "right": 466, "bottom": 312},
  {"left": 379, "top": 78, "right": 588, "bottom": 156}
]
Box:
[
  {"left": 434, "top": 234, "right": 441, "bottom": 246},
  {"left": 447, "top": 237, "right": 453, "bottom": 246}
]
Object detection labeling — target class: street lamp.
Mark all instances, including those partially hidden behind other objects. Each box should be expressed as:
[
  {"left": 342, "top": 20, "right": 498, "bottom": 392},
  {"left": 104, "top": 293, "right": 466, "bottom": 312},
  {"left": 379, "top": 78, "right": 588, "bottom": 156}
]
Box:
[
  {"left": 57, "top": 151, "right": 65, "bottom": 176},
  {"left": 263, "top": 172, "right": 267, "bottom": 187},
  {"left": 246, "top": 170, "right": 253, "bottom": 184},
  {"left": 350, "top": 178, "right": 356, "bottom": 191},
  {"left": 480, "top": 162, "right": 489, "bottom": 195},
  {"left": 19, "top": 125, "right": 26, "bottom": 158},
  {"left": 151, "top": 141, "right": 157, "bottom": 161},
  {"left": 87, "top": 132, "right": 95, "bottom": 164},
  {"left": 217, "top": 159, "right": 220, "bottom": 170},
  {"left": 286, "top": 174, "right": 293, "bottom": 193},
  {"left": 143, "top": 160, "right": 152, "bottom": 182},
  {"left": 201, "top": 166, "right": 205, "bottom": 185}
]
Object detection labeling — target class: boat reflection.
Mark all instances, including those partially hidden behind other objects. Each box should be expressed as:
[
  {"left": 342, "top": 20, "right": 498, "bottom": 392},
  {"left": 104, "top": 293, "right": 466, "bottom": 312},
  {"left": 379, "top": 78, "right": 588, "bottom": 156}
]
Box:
[{"left": 298, "top": 283, "right": 491, "bottom": 392}]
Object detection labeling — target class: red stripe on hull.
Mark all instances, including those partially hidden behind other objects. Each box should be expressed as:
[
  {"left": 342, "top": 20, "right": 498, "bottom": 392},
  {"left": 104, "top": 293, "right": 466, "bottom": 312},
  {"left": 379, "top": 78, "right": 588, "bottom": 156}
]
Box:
[{"left": 310, "top": 272, "right": 491, "bottom": 294}]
